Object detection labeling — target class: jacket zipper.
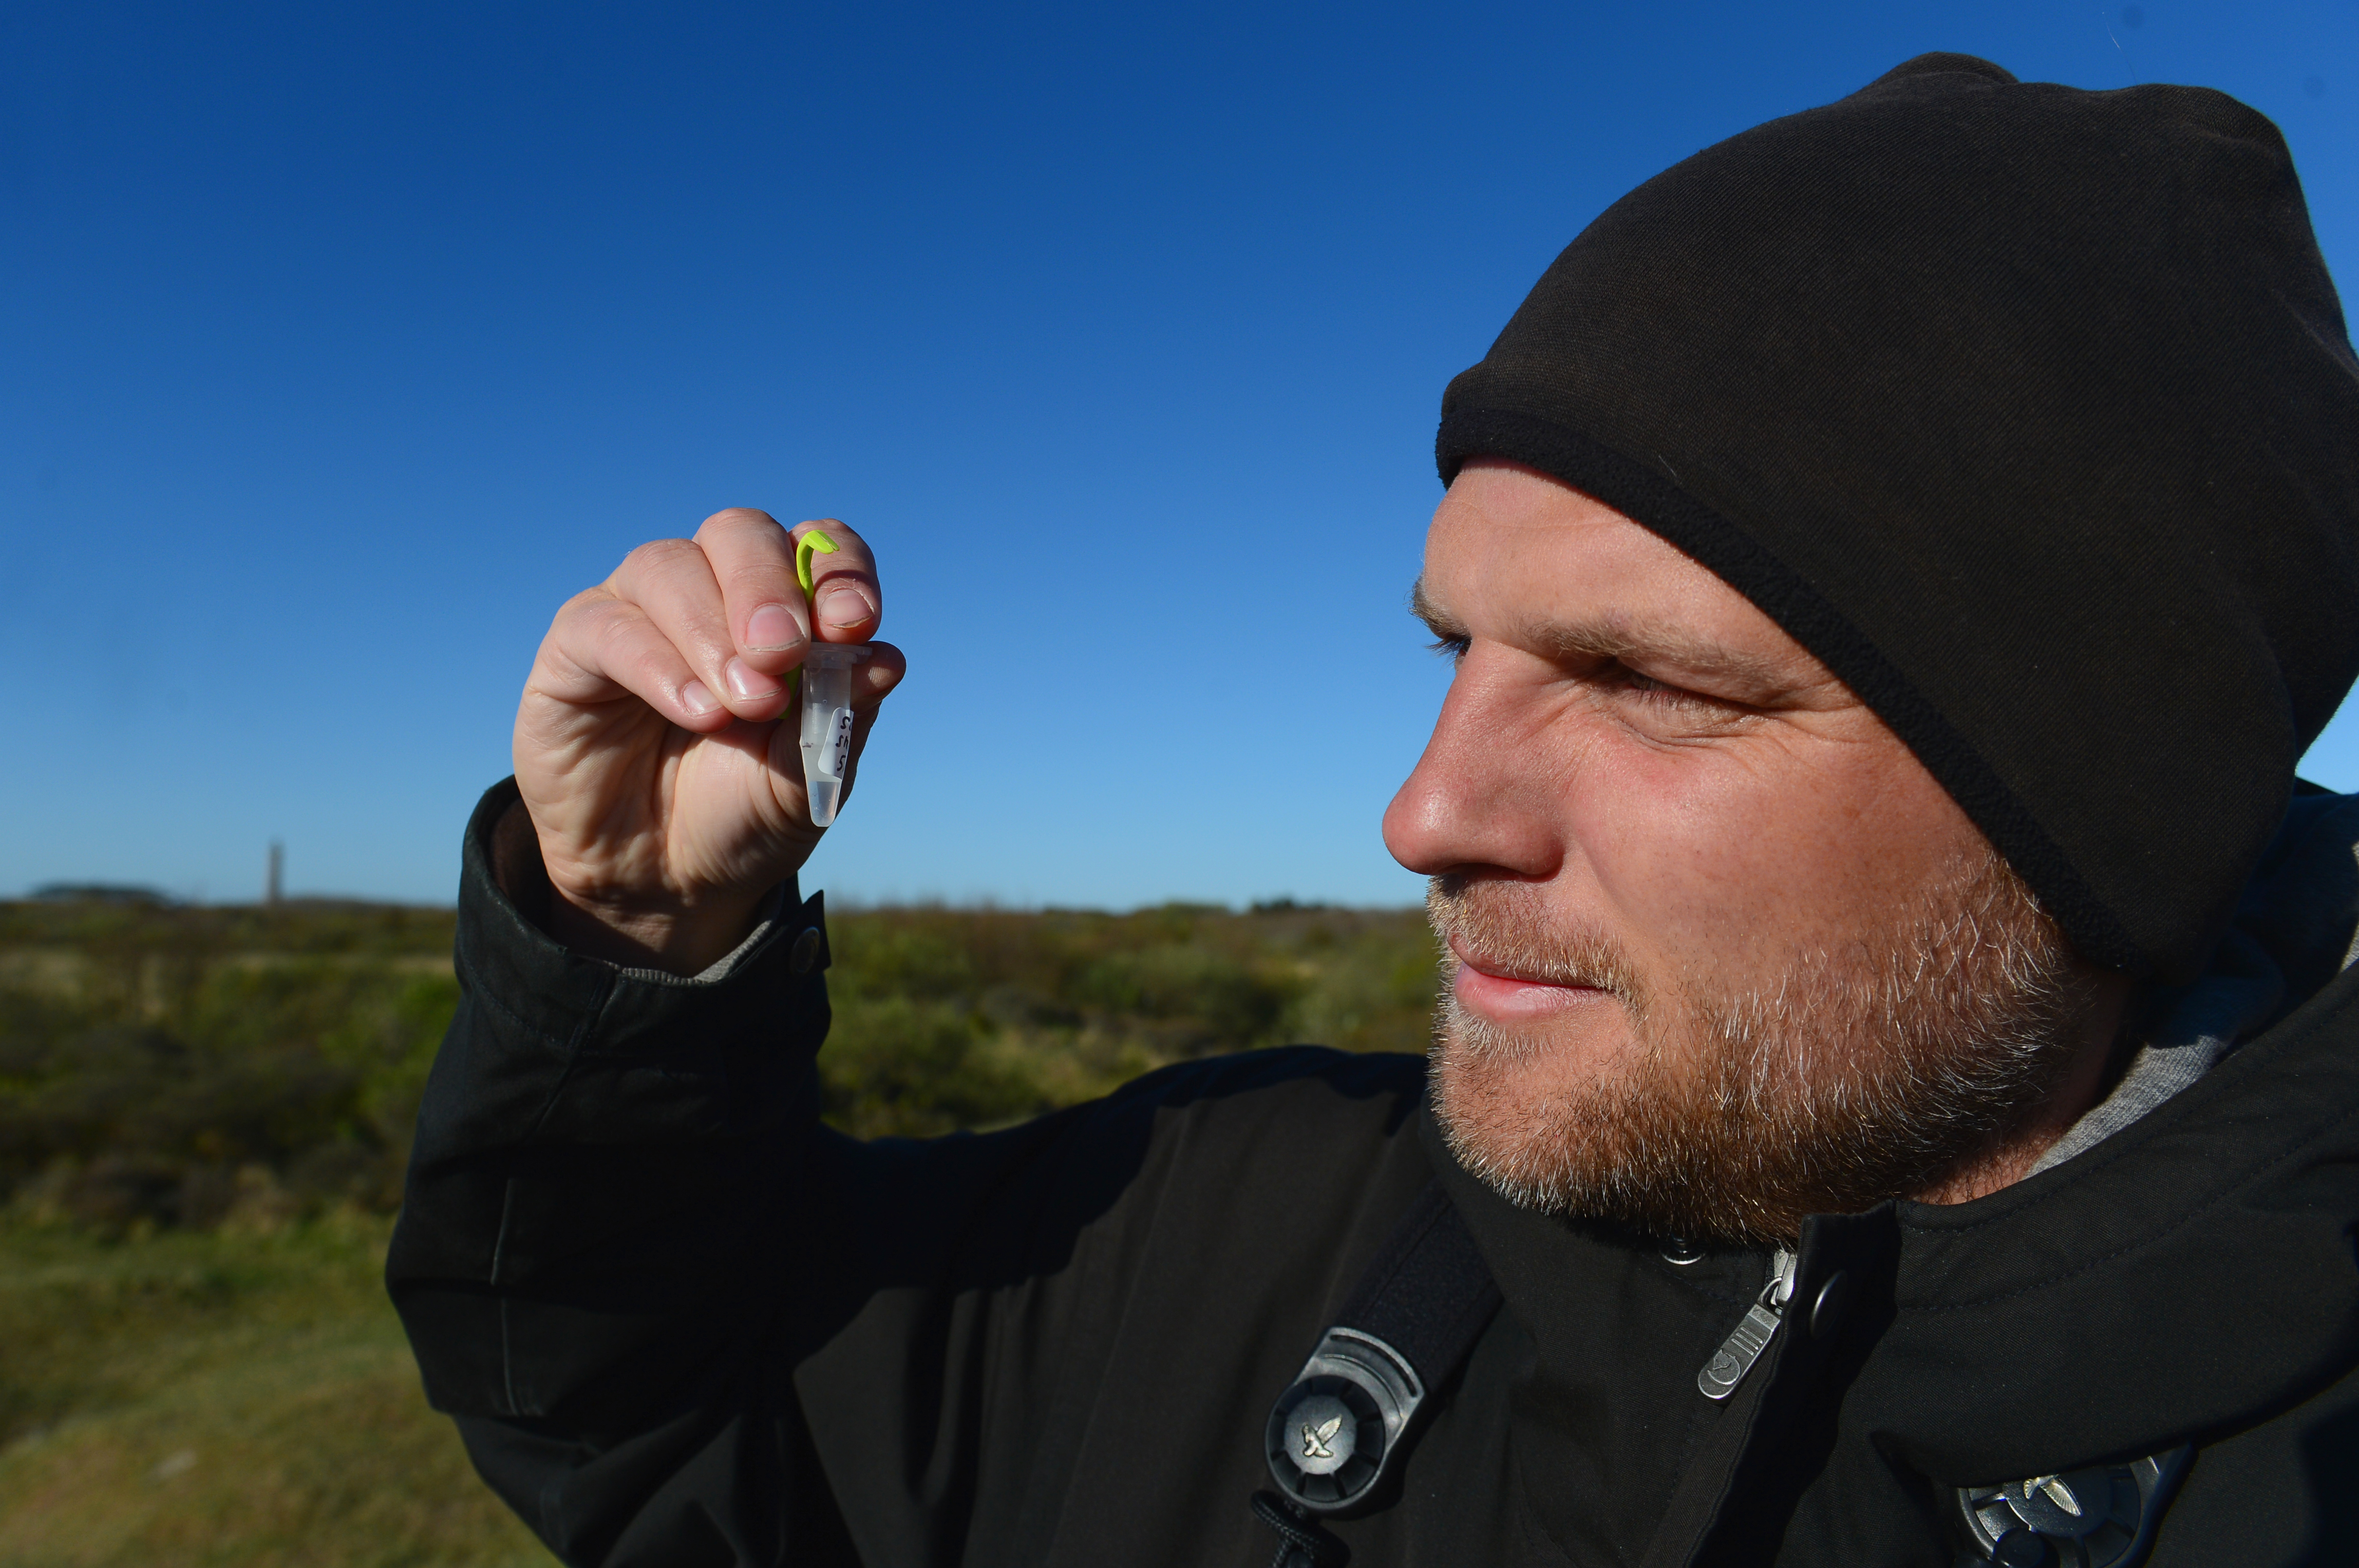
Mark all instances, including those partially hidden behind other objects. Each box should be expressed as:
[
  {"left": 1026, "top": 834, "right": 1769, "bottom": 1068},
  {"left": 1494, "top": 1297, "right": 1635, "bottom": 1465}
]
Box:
[{"left": 1695, "top": 1249, "right": 1796, "bottom": 1401}]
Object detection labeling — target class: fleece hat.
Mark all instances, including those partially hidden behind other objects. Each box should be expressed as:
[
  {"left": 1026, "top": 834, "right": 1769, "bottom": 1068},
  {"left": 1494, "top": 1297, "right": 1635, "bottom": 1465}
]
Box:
[{"left": 1438, "top": 52, "right": 2359, "bottom": 983}]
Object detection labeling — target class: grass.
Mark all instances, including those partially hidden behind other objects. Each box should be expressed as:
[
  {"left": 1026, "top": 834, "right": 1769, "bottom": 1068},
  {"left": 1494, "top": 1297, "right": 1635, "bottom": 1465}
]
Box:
[
  {"left": 0, "top": 892, "right": 1439, "bottom": 1563},
  {"left": 0, "top": 1212, "right": 550, "bottom": 1567}
]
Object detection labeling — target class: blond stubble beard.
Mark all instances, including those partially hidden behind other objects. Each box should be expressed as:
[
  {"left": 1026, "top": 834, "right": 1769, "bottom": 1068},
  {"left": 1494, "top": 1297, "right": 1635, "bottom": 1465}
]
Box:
[{"left": 1426, "top": 852, "right": 2095, "bottom": 1248}]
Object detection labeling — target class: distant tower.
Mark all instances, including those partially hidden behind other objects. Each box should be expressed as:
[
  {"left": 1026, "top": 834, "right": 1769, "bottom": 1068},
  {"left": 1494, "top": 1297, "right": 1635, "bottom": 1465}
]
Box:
[{"left": 266, "top": 841, "right": 284, "bottom": 906}]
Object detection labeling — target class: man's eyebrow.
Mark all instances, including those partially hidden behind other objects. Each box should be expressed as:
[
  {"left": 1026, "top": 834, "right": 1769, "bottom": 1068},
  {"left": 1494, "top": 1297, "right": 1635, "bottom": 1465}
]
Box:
[
  {"left": 1409, "top": 578, "right": 1465, "bottom": 638},
  {"left": 1409, "top": 577, "right": 1803, "bottom": 694},
  {"left": 1524, "top": 617, "right": 1794, "bottom": 687}
]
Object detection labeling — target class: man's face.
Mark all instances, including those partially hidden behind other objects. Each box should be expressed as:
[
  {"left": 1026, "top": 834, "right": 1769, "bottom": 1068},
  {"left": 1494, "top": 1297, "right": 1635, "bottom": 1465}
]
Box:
[{"left": 1384, "top": 460, "right": 2098, "bottom": 1245}]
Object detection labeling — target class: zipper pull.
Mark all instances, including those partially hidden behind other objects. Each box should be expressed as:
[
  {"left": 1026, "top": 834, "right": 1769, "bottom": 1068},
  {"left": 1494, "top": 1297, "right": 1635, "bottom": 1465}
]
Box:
[{"left": 1696, "top": 1249, "right": 1796, "bottom": 1401}]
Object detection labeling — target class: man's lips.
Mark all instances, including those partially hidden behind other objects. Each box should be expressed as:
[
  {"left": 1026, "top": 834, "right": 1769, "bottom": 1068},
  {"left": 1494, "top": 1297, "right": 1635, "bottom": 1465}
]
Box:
[{"left": 1449, "top": 939, "right": 1613, "bottom": 1020}]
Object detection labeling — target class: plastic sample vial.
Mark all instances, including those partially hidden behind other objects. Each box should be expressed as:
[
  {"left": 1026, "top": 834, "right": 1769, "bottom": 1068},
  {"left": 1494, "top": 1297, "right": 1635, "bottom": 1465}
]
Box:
[
  {"left": 799, "top": 640, "right": 871, "bottom": 827},
  {"left": 794, "top": 528, "right": 872, "bottom": 828}
]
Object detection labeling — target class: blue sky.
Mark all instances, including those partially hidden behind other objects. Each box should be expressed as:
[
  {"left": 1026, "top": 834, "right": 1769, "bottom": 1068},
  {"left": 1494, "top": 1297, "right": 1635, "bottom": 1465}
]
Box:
[{"left": 4, "top": 0, "right": 2355, "bottom": 908}]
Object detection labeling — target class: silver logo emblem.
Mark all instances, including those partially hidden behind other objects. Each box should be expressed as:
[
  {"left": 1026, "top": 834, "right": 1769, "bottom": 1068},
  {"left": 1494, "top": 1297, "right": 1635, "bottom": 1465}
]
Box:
[
  {"left": 2021, "top": 1475, "right": 2083, "bottom": 1518},
  {"left": 1952, "top": 1446, "right": 2193, "bottom": 1567},
  {"left": 1281, "top": 1392, "right": 1357, "bottom": 1476}
]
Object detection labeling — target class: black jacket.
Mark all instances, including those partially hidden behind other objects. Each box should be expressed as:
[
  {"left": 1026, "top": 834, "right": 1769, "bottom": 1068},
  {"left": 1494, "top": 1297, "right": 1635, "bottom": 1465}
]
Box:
[{"left": 390, "top": 781, "right": 2359, "bottom": 1565}]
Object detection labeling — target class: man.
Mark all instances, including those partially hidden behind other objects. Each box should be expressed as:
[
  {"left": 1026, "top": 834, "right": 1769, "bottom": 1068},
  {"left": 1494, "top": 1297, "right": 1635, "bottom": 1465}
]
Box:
[{"left": 389, "top": 54, "right": 2359, "bottom": 1566}]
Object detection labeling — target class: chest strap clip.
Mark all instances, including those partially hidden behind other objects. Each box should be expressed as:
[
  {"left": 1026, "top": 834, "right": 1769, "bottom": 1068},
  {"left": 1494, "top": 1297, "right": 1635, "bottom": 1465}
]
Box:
[{"left": 1260, "top": 1181, "right": 1501, "bottom": 1518}]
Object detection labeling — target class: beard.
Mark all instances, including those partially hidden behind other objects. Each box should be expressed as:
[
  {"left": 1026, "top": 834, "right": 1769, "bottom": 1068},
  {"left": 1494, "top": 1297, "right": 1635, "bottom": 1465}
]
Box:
[{"left": 1426, "top": 850, "right": 2094, "bottom": 1248}]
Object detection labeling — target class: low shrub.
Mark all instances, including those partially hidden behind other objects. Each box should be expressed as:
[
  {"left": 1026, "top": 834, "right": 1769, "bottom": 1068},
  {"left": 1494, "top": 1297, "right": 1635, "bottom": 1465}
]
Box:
[{"left": 1, "top": 896, "right": 1440, "bottom": 1225}]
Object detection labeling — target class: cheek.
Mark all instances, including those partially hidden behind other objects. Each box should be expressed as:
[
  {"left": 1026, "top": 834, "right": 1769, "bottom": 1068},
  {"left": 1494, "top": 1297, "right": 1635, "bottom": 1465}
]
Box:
[{"left": 1561, "top": 733, "right": 1931, "bottom": 969}]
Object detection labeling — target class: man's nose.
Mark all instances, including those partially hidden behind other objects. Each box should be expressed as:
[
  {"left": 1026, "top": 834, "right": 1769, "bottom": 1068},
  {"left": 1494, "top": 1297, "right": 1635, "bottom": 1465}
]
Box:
[{"left": 1382, "top": 667, "right": 1564, "bottom": 880}]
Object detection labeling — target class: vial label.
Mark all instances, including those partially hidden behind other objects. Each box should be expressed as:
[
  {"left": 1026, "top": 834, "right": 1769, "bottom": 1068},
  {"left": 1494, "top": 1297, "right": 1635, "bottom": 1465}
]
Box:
[{"left": 820, "top": 706, "right": 855, "bottom": 777}]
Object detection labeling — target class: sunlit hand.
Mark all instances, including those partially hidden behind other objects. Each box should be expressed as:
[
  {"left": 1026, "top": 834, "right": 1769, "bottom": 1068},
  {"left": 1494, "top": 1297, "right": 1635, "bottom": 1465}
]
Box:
[{"left": 512, "top": 509, "right": 904, "bottom": 972}]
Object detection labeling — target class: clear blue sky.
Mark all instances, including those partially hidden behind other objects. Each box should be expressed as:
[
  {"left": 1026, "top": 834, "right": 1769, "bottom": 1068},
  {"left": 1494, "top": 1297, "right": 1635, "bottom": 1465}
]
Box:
[{"left": 4, "top": 1, "right": 2355, "bottom": 908}]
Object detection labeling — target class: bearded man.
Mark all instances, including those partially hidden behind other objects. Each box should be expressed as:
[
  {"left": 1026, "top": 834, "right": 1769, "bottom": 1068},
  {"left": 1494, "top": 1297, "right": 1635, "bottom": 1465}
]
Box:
[{"left": 390, "top": 54, "right": 2359, "bottom": 1568}]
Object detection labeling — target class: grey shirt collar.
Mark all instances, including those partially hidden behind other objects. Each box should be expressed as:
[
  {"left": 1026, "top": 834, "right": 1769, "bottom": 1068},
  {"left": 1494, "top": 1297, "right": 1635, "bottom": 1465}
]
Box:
[{"left": 2031, "top": 790, "right": 2359, "bottom": 1176}]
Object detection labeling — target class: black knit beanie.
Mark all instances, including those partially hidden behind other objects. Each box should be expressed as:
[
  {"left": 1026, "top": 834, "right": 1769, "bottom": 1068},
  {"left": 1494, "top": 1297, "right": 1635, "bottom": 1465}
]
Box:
[{"left": 1437, "top": 52, "right": 2359, "bottom": 983}]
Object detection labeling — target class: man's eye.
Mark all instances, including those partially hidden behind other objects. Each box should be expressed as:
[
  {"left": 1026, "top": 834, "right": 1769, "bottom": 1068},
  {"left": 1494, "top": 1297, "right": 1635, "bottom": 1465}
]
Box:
[
  {"left": 1429, "top": 633, "right": 1470, "bottom": 660},
  {"left": 1608, "top": 667, "right": 1751, "bottom": 726},
  {"left": 1613, "top": 666, "right": 1729, "bottom": 714},
  {"left": 1616, "top": 666, "right": 1684, "bottom": 699}
]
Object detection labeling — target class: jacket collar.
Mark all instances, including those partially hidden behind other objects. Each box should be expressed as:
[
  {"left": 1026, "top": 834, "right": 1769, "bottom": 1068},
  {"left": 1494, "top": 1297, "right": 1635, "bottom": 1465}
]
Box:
[{"left": 1433, "top": 790, "right": 2359, "bottom": 1505}]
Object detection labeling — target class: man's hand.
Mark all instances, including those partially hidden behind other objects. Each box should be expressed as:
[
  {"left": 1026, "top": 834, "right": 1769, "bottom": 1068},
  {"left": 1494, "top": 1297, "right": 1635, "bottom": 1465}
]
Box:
[{"left": 512, "top": 509, "right": 904, "bottom": 973}]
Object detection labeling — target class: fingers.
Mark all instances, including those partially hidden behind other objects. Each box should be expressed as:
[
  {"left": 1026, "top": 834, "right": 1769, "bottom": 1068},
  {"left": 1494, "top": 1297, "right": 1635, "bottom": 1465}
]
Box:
[
  {"left": 691, "top": 509, "right": 811, "bottom": 676},
  {"left": 690, "top": 507, "right": 883, "bottom": 665},
  {"left": 536, "top": 584, "right": 737, "bottom": 731},
  {"left": 834, "top": 640, "right": 908, "bottom": 812},
  {"left": 781, "top": 516, "right": 882, "bottom": 646},
  {"left": 535, "top": 510, "right": 887, "bottom": 737},
  {"left": 848, "top": 638, "right": 907, "bottom": 712},
  {"left": 607, "top": 535, "right": 791, "bottom": 723}
]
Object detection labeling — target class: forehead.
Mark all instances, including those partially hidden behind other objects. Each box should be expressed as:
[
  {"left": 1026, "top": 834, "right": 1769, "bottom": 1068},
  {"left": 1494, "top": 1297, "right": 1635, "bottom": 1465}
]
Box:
[{"left": 1422, "top": 461, "right": 1806, "bottom": 667}]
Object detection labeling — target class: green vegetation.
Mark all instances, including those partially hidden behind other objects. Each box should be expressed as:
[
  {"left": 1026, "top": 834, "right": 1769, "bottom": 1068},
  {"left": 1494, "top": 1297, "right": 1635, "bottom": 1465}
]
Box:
[
  {"left": 0, "top": 1213, "right": 548, "bottom": 1567},
  {"left": 0, "top": 892, "right": 1436, "bottom": 1564},
  {"left": 0, "top": 899, "right": 463, "bottom": 1235},
  {"left": 817, "top": 900, "right": 1440, "bottom": 1136}
]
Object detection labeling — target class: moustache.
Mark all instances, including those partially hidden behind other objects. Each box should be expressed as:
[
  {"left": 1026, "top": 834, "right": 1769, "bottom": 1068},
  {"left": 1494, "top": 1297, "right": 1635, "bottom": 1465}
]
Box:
[{"left": 1425, "top": 875, "right": 1651, "bottom": 1009}]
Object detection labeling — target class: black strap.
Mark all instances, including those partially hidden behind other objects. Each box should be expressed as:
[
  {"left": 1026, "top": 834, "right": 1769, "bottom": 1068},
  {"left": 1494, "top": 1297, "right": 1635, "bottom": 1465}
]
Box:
[
  {"left": 1255, "top": 1179, "right": 1502, "bottom": 1550},
  {"left": 1331, "top": 1180, "right": 1500, "bottom": 1374}
]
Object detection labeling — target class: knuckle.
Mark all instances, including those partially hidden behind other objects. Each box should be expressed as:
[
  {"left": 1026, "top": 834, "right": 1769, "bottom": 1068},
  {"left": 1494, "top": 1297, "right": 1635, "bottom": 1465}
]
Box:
[
  {"left": 697, "top": 507, "right": 782, "bottom": 539},
  {"left": 621, "top": 537, "right": 702, "bottom": 576},
  {"left": 583, "top": 604, "right": 634, "bottom": 656},
  {"left": 552, "top": 584, "right": 611, "bottom": 628}
]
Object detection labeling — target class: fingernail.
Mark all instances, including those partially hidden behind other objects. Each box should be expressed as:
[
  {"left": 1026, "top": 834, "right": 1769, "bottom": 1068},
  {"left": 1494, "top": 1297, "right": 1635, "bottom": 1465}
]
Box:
[
  {"left": 725, "top": 657, "right": 779, "bottom": 702},
  {"left": 745, "top": 603, "right": 802, "bottom": 651},
  {"left": 680, "top": 679, "right": 718, "bottom": 716},
  {"left": 819, "top": 587, "right": 874, "bottom": 629}
]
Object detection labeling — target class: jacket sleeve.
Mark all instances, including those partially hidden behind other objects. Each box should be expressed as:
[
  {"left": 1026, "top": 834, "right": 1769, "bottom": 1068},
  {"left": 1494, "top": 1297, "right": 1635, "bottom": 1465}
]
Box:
[
  {"left": 386, "top": 778, "right": 862, "bottom": 1563},
  {"left": 386, "top": 780, "right": 1433, "bottom": 1568}
]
